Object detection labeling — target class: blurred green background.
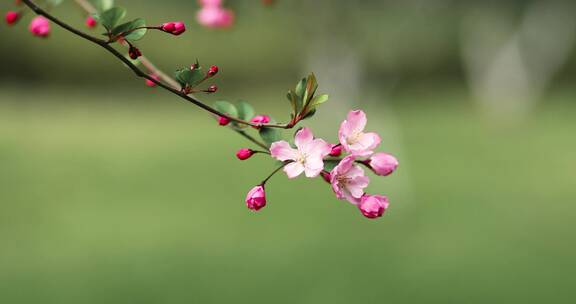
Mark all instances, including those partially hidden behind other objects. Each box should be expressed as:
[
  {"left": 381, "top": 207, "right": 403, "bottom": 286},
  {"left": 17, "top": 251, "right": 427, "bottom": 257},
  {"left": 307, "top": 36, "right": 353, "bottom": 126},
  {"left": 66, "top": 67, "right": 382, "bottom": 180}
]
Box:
[{"left": 1, "top": 0, "right": 576, "bottom": 303}]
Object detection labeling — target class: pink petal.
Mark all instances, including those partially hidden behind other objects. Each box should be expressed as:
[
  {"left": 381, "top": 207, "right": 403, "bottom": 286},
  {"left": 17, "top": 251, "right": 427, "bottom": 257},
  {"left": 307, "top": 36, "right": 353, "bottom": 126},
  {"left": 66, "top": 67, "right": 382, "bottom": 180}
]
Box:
[
  {"left": 347, "top": 175, "right": 370, "bottom": 198},
  {"left": 284, "top": 162, "right": 305, "bottom": 178},
  {"left": 303, "top": 138, "right": 332, "bottom": 158},
  {"left": 294, "top": 127, "right": 313, "bottom": 151},
  {"left": 270, "top": 141, "right": 297, "bottom": 161},
  {"left": 346, "top": 110, "right": 367, "bottom": 133},
  {"left": 303, "top": 157, "right": 324, "bottom": 178}
]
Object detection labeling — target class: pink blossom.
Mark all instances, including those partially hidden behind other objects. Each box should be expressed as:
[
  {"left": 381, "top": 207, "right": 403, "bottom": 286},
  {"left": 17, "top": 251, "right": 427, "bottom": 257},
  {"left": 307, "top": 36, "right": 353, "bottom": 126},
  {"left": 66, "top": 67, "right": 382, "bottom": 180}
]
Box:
[
  {"left": 29, "top": 16, "right": 50, "bottom": 38},
  {"left": 197, "top": 6, "right": 234, "bottom": 29},
  {"left": 270, "top": 127, "right": 331, "bottom": 179},
  {"left": 330, "top": 156, "right": 369, "bottom": 204},
  {"left": 246, "top": 185, "right": 266, "bottom": 211},
  {"left": 236, "top": 148, "right": 254, "bottom": 160},
  {"left": 338, "top": 110, "right": 381, "bottom": 157},
  {"left": 368, "top": 152, "right": 398, "bottom": 176},
  {"left": 199, "top": 0, "right": 222, "bottom": 6},
  {"left": 5, "top": 11, "right": 20, "bottom": 25},
  {"left": 358, "top": 194, "right": 389, "bottom": 219}
]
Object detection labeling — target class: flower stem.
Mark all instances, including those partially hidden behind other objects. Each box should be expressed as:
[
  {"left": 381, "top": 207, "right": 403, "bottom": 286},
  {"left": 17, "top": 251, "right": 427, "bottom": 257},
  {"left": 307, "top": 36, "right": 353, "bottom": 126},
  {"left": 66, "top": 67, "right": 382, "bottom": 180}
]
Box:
[{"left": 261, "top": 162, "right": 290, "bottom": 185}]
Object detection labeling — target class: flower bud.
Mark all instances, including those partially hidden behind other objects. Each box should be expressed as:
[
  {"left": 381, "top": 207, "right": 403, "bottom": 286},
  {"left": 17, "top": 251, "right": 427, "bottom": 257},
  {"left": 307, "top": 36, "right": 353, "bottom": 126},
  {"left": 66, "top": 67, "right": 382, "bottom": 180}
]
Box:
[
  {"left": 246, "top": 185, "right": 266, "bottom": 211},
  {"left": 29, "top": 16, "right": 50, "bottom": 37},
  {"left": 236, "top": 148, "right": 254, "bottom": 160},
  {"left": 368, "top": 152, "right": 398, "bottom": 176},
  {"left": 358, "top": 194, "right": 388, "bottom": 219},
  {"left": 85, "top": 15, "right": 97, "bottom": 28},
  {"left": 321, "top": 171, "right": 331, "bottom": 184},
  {"left": 329, "top": 144, "right": 342, "bottom": 157},
  {"left": 5, "top": 11, "right": 20, "bottom": 25},
  {"left": 128, "top": 46, "right": 142, "bottom": 59},
  {"left": 250, "top": 115, "right": 270, "bottom": 125},
  {"left": 205, "top": 85, "right": 218, "bottom": 93},
  {"left": 145, "top": 74, "right": 159, "bottom": 87},
  {"left": 161, "top": 22, "right": 186, "bottom": 35},
  {"left": 218, "top": 116, "right": 231, "bottom": 126},
  {"left": 207, "top": 65, "right": 219, "bottom": 77}
]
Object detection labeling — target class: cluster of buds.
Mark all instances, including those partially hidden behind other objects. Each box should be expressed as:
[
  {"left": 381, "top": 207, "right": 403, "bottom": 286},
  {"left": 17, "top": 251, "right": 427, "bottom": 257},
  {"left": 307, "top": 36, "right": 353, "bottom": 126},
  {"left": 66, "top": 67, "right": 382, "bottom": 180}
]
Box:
[
  {"left": 197, "top": 0, "right": 234, "bottom": 29},
  {"left": 128, "top": 45, "right": 142, "bottom": 59},
  {"left": 6, "top": 7, "right": 51, "bottom": 38},
  {"left": 243, "top": 110, "right": 398, "bottom": 219}
]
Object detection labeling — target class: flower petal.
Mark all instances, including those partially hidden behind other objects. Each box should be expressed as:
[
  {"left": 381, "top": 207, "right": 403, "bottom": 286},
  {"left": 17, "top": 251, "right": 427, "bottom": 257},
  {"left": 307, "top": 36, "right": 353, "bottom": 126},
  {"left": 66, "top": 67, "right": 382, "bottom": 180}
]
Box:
[
  {"left": 284, "top": 162, "right": 305, "bottom": 179},
  {"left": 346, "top": 110, "right": 367, "bottom": 133},
  {"left": 294, "top": 127, "right": 314, "bottom": 151},
  {"left": 270, "top": 141, "right": 297, "bottom": 161}
]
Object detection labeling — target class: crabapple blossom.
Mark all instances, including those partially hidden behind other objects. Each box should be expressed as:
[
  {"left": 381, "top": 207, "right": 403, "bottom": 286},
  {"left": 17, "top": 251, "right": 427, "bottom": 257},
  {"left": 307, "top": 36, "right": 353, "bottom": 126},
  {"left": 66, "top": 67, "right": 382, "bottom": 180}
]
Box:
[
  {"left": 270, "top": 128, "right": 331, "bottom": 178},
  {"left": 358, "top": 194, "right": 389, "bottom": 219},
  {"left": 197, "top": 4, "right": 234, "bottom": 28},
  {"left": 339, "top": 110, "right": 381, "bottom": 157},
  {"left": 330, "top": 156, "right": 370, "bottom": 204},
  {"left": 29, "top": 16, "right": 50, "bottom": 37},
  {"left": 367, "top": 152, "right": 398, "bottom": 176},
  {"left": 246, "top": 185, "right": 266, "bottom": 211}
]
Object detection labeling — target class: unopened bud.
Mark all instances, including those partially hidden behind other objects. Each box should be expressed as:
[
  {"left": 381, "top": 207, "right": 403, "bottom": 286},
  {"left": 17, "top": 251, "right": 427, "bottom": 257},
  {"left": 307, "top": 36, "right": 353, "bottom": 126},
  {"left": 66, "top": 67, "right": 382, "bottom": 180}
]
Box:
[{"left": 236, "top": 148, "right": 255, "bottom": 160}]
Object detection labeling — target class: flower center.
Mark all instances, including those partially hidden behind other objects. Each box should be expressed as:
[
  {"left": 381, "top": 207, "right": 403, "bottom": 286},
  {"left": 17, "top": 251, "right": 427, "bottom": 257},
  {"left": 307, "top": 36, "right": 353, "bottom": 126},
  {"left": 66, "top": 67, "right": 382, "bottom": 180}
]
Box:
[{"left": 347, "top": 131, "right": 363, "bottom": 145}]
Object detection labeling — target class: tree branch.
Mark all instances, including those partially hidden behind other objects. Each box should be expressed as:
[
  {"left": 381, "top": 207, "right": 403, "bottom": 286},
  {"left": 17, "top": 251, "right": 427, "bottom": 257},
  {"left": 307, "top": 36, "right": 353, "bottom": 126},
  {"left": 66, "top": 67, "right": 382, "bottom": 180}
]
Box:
[{"left": 21, "top": 0, "right": 291, "bottom": 130}]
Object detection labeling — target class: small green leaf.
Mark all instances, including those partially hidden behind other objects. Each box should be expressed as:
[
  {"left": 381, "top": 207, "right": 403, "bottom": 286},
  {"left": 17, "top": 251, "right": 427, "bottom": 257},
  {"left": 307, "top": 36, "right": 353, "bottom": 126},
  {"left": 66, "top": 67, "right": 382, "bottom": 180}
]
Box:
[
  {"left": 94, "top": 0, "right": 115, "bottom": 12},
  {"left": 259, "top": 127, "right": 282, "bottom": 145},
  {"left": 295, "top": 78, "right": 306, "bottom": 98},
  {"left": 301, "top": 108, "right": 316, "bottom": 120},
  {"left": 236, "top": 101, "right": 255, "bottom": 121},
  {"left": 214, "top": 101, "right": 238, "bottom": 117},
  {"left": 112, "top": 18, "right": 147, "bottom": 41},
  {"left": 97, "top": 7, "right": 126, "bottom": 30},
  {"left": 174, "top": 67, "right": 205, "bottom": 88},
  {"left": 301, "top": 73, "right": 318, "bottom": 107},
  {"left": 309, "top": 94, "right": 329, "bottom": 108},
  {"left": 323, "top": 159, "right": 340, "bottom": 171}
]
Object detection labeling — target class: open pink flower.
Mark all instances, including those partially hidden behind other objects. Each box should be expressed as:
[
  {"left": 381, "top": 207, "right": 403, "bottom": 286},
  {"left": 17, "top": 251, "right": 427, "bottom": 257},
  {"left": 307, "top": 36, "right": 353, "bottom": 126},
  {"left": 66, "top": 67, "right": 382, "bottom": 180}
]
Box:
[
  {"left": 270, "top": 128, "right": 331, "bottom": 179},
  {"left": 358, "top": 194, "right": 389, "bottom": 219},
  {"left": 197, "top": 6, "right": 234, "bottom": 28},
  {"left": 29, "top": 16, "right": 50, "bottom": 38},
  {"left": 330, "top": 156, "right": 369, "bottom": 204},
  {"left": 338, "top": 110, "right": 381, "bottom": 157}
]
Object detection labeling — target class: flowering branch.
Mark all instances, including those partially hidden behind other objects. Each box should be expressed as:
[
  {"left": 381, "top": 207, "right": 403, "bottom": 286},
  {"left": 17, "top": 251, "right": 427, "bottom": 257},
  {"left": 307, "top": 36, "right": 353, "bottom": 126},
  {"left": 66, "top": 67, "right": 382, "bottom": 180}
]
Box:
[{"left": 8, "top": 0, "right": 400, "bottom": 219}]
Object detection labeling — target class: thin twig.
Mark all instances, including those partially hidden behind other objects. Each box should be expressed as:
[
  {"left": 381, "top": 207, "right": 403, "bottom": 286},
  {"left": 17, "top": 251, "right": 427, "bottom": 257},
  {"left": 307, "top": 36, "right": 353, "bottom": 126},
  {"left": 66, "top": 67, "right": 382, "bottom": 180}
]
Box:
[{"left": 21, "top": 0, "right": 291, "bottom": 129}]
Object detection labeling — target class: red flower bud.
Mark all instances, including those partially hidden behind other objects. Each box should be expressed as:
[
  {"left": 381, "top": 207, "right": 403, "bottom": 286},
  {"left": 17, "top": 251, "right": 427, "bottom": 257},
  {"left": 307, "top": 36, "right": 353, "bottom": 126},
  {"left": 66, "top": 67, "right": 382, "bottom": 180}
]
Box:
[
  {"left": 321, "top": 171, "right": 331, "bottom": 184},
  {"left": 161, "top": 22, "right": 186, "bottom": 35},
  {"left": 207, "top": 65, "right": 219, "bottom": 77},
  {"left": 85, "top": 16, "right": 97, "bottom": 28},
  {"left": 145, "top": 74, "right": 160, "bottom": 87},
  {"left": 236, "top": 148, "right": 255, "bottom": 160},
  {"left": 218, "top": 116, "right": 231, "bottom": 126},
  {"left": 246, "top": 185, "right": 266, "bottom": 211},
  {"left": 128, "top": 46, "right": 142, "bottom": 60},
  {"left": 205, "top": 85, "right": 218, "bottom": 93},
  {"left": 5, "top": 11, "right": 20, "bottom": 25},
  {"left": 329, "top": 144, "right": 342, "bottom": 157},
  {"left": 250, "top": 115, "right": 271, "bottom": 128}
]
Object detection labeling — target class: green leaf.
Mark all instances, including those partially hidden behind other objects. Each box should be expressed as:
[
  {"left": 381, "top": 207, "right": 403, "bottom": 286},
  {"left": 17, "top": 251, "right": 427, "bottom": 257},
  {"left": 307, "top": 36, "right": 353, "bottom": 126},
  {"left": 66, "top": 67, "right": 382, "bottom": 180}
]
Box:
[
  {"left": 94, "top": 0, "right": 114, "bottom": 12},
  {"left": 309, "top": 94, "right": 329, "bottom": 108},
  {"left": 295, "top": 78, "right": 306, "bottom": 98},
  {"left": 174, "top": 67, "right": 205, "bottom": 88},
  {"left": 112, "top": 18, "right": 147, "bottom": 41},
  {"left": 323, "top": 159, "right": 340, "bottom": 171},
  {"left": 301, "top": 108, "right": 316, "bottom": 120},
  {"left": 236, "top": 101, "right": 255, "bottom": 121},
  {"left": 214, "top": 101, "right": 238, "bottom": 117},
  {"left": 286, "top": 90, "right": 301, "bottom": 117},
  {"left": 259, "top": 127, "right": 282, "bottom": 145},
  {"left": 301, "top": 73, "right": 318, "bottom": 107},
  {"left": 96, "top": 7, "right": 126, "bottom": 30}
]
